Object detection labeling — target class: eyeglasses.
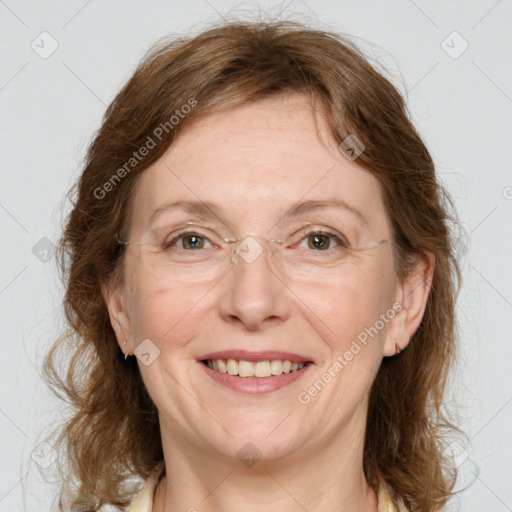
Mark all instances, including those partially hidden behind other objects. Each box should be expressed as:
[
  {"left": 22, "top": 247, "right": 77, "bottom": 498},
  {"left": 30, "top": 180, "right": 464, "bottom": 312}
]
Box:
[{"left": 116, "top": 222, "right": 389, "bottom": 282}]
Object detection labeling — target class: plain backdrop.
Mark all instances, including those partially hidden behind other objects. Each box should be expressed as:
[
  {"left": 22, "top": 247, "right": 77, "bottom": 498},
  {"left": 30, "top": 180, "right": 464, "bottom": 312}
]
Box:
[{"left": 1, "top": 1, "right": 511, "bottom": 510}]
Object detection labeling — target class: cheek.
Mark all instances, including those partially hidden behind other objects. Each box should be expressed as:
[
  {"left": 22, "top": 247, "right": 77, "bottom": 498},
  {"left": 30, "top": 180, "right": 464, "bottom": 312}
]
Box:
[
  {"left": 298, "top": 255, "right": 397, "bottom": 352},
  {"left": 296, "top": 265, "right": 396, "bottom": 418},
  {"left": 125, "top": 264, "right": 210, "bottom": 349}
]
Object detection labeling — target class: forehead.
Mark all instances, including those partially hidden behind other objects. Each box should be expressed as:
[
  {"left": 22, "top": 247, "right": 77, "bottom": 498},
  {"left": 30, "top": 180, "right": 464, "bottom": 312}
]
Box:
[{"left": 128, "top": 94, "right": 389, "bottom": 234}]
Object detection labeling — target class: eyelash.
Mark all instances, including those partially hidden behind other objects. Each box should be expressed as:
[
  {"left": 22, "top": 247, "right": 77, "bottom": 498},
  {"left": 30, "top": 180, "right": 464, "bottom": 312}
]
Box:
[{"left": 163, "top": 228, "right": 348, "bottom": 252}]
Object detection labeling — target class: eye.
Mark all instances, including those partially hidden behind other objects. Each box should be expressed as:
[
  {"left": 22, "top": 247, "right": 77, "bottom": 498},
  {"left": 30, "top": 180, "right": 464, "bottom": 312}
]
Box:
[
  {"left": 297, "top": 231, "right": 346, "bottom": 251},
  {"left": 164, "top": 232, "right": 213, "bottom": 250}
]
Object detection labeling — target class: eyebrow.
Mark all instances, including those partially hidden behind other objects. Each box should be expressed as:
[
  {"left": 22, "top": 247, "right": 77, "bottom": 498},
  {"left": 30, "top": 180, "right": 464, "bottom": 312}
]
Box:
[{"left": 147, "top": 198, "right": 367, "bottom": 228}]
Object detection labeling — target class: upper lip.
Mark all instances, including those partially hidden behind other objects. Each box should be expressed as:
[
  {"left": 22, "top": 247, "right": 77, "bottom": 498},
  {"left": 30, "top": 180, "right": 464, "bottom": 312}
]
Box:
[{"left": 198, "top": 350, "right": 314, "bottom": 364}]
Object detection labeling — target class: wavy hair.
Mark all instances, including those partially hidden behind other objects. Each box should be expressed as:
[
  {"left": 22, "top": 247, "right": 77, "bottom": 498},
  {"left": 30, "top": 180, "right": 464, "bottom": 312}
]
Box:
[{"left": 43, "top": 17, "right": 466, "bottom": 511}]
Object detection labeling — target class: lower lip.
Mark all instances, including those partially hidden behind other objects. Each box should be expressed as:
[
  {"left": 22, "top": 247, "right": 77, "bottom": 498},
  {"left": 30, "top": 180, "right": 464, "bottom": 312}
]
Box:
[{"left": 199, "top": 361, "right": 313, "bottom": 394}]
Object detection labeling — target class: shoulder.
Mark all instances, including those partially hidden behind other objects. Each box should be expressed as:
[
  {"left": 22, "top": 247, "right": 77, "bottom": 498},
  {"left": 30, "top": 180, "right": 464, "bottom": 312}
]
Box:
[
  {"left": 98, "top": 460, "right": 165, "bottom": 512},
  {"left": 377, "top": 479, "right": 409, "bottom": 512}
]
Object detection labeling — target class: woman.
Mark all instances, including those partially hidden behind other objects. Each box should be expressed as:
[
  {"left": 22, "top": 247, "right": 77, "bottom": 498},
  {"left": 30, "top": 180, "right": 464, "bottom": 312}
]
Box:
[{"left": 43, "top": 18, "right": 465, "bottom": 512}]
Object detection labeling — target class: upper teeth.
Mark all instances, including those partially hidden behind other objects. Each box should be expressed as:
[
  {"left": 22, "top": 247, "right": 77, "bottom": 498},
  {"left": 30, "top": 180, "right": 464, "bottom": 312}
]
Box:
[{"left": 206, "top": 359, "right": 306, "bottom": 377}]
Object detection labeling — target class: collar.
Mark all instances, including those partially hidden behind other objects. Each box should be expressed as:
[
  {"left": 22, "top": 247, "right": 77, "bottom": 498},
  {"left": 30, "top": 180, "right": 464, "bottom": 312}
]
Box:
[{"left": 125, "top": 461, "right": 407, "bottom": 512}]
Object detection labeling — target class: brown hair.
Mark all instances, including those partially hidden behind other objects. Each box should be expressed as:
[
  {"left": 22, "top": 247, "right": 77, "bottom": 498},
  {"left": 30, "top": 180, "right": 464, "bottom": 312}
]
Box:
[{"left": 43, "top": 17, "right": 467, "bottom": 511}]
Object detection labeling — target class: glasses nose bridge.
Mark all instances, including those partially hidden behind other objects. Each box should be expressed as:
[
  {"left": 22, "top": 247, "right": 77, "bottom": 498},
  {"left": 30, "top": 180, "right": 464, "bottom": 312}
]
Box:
[{"left": 226, "top": 234, "right": 283, "bottom": 267}]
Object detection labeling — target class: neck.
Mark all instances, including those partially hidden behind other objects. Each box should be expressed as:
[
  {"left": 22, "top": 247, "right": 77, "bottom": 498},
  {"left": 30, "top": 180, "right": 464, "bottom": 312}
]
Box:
[{"left": 153, "top": 414, "right": 378, "bottom": 512}]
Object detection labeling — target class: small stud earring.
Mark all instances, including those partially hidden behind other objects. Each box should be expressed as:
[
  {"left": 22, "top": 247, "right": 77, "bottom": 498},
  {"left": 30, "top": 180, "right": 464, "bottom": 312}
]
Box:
[
  {"left": 395, "top": 342, "right": 401, "bottom": 356},
  {"left": 123, "top": 340, "right": 130, "bottom": 360}
]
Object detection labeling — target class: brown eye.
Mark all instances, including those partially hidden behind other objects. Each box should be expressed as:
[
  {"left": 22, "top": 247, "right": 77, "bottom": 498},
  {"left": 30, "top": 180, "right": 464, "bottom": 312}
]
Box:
[
  {"left": 182, "top": 235, "right": 205, "bottom": 250},
  {"left": 164, "top": 232, "right": 212, "bottom": 250},
  {"left": 307, "top": 233, "right": 331, "bottom": 250},
  {"left": 299, "top": 231, "right": 345, "bottom": 251}
]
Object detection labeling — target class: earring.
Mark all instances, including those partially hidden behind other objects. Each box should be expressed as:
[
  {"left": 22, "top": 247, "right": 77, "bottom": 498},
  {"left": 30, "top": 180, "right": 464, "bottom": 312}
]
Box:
[{"left": 395, "top": 342, "right": 401, "bottom": 356}]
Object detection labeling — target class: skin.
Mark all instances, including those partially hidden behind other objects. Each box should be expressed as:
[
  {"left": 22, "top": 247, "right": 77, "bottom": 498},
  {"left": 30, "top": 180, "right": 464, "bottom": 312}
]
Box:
[{"left": 103, "top": 93, "right": 434, "bottom": 512}]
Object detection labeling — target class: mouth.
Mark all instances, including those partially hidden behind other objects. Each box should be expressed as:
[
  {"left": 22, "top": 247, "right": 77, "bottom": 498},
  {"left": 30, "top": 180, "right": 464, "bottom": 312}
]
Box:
[
  {"left": 197, "top": 351, "right": 314, "bottom": 394},
  {"left": 200, "top": 358, "right": 312, "bottom": 377}
]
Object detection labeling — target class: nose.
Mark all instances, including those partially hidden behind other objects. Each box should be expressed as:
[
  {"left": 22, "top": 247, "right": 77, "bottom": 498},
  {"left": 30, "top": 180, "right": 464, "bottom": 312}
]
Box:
[{"left": 218, "top": 236, "right": 291, "bottom": 330}]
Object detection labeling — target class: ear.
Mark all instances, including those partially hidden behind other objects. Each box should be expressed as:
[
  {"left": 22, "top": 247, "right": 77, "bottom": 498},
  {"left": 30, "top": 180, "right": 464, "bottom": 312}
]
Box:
[
  {"left": 383, "top": 251, "right": 435, "bottom": 357},
  {"left": 101, "top": 277, "right": 134, "bottom": 356}
]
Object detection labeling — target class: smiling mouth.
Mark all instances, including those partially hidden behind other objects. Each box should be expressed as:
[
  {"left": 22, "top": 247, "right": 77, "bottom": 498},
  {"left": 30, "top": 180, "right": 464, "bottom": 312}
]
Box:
[{"left": 201, "top": 358, "right": 312, "bottom": 378}]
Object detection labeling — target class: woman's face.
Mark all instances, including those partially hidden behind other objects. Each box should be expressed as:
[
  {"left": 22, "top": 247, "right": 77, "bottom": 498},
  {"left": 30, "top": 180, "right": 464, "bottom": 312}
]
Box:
[{"left": 108, "top": 94, "right": 409, "bottom": 463}]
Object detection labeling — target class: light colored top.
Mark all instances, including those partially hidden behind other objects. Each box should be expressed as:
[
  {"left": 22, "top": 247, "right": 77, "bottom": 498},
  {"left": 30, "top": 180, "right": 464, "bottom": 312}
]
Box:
[{"left": 123, "top": 460, "right": 409, "bottom": 512}]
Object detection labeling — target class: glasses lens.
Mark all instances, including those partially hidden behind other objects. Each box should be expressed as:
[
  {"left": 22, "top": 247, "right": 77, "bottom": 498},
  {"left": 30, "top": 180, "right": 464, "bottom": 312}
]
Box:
[{"left": 121, "top": 223, "right": 388, "bottom": 282}]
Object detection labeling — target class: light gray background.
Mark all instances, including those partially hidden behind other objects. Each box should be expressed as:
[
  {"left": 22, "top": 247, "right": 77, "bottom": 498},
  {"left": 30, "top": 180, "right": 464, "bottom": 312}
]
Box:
[{"left": 1, "top": 1, "right": 511, "bottom": 510}]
